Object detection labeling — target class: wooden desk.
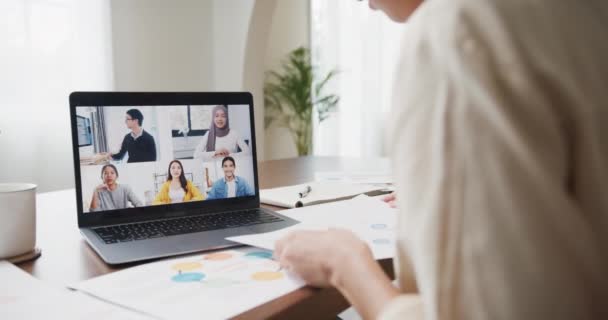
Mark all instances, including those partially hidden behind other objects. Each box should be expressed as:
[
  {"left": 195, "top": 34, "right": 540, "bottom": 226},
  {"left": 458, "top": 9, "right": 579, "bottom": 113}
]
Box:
[{"left": 18, "top": 156, "right": 394, "bottom": 320}]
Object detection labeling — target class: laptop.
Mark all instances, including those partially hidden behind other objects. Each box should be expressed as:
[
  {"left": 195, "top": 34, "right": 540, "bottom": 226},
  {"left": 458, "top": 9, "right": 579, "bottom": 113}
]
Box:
[{"left": 69, "top": 92, "right": 298, "bottom": 265}]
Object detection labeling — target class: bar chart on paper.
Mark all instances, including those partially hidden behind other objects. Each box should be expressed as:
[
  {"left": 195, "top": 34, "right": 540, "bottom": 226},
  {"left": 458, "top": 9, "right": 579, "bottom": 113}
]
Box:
[{"left": 71, "top": 248, "right": 305, "bottom": 320}]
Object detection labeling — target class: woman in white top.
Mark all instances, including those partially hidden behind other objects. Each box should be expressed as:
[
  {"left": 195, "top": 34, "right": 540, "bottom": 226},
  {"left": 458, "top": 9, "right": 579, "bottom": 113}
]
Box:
[
  {"left": 153, "top": 160, "right": 205, "bottom": 204},
  {"left": 274, "top": 1, "right": 608, "bottom": 320},
  {"left": 193, "top": 105, "right": 250, "bottom": 160}
]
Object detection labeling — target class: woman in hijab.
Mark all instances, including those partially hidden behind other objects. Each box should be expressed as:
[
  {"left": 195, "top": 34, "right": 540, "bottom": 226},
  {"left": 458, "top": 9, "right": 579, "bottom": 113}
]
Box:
[{"left": 193, "top": 105, "right": 250, "bottom": 160}]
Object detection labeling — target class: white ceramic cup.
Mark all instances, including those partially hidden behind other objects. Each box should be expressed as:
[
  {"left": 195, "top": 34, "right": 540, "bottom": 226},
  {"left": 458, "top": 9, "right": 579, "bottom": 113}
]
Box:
[{"left": 0, "top": 183, "right": 37, "bottom": 259}]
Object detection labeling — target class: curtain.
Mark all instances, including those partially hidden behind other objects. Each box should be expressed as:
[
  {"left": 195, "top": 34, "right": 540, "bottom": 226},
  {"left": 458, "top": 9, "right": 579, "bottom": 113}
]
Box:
[
  {"left": 0, "top": 0, "right": 114, "bottom": 192},
  {"left": 93, "top": 107, "right": 108, "bottom": 154},
  {"left": 311, "top": 0, "right": 407, "bottom": 157}
]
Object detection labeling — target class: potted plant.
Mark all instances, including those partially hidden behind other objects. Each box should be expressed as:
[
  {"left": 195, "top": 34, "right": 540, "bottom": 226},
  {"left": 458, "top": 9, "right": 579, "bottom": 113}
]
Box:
[{"left": 264, "top": 47, "right": 339, "bottom": 156}]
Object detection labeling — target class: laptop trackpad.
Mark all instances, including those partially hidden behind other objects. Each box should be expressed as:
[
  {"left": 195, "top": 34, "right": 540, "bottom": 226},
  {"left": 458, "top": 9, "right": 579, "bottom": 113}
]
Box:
[{"left": 174, "top": 229, "right": 243, "bottom": 252}]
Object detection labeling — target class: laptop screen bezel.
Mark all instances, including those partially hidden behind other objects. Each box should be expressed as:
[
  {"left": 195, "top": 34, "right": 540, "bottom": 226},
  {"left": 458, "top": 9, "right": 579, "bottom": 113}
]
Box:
[{"left": 69, "top": 92, "right": 261, "bottom": 228}]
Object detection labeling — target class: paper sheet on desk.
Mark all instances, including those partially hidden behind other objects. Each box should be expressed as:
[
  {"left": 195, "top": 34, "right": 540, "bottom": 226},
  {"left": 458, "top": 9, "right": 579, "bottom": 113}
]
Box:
[
  {"left": 315, "top": 170, "right": 393, "bottom": 185},
  {"left": 70, "top": 247, "right": 306, "bottom": 320},
  {"left": 228, "top": 195, "right": 397, "bottom": 260},
  {"left": 0, "top": 261, "right": 152, "bottom": 320},
  {"left": 260, "top": 181, "right": 389, "bottom": 208}
]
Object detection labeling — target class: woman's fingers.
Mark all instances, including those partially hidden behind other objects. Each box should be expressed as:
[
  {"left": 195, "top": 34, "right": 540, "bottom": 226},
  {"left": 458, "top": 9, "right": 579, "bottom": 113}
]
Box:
[{"left": 382, "top": 192, "right": 396, "bottom": 203}]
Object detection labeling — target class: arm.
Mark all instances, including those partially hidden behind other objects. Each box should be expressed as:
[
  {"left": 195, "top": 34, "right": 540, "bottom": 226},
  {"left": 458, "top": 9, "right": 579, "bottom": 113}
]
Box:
[
  {"left": 111, "top": 135, "right": 128, "bottom": 160},
  {"left": 125, "top": 185, "right": 143, "bottom": 207},
  {"left": 242, "top": 178, "right": 254, "bottom": 196},
  {"left": 147, "top": 134, "right": 157, "bottom": 161},
  {"left": 89, "top": 190, "right": 100, "bottom": 211},
  {"left": 152, "top": 183, "right": 169, "bottom": 205},
  {"left": 89, "top": 184, "right": 108, "bottom": 211},
  {"left": 206, "top": 181, "right": 220, "bottom": 200},
  {"left": 187, "top": 181, "right": 205, "bottom": 201},
  {"left": 193, "top": 133, "right": 215, "bottom": 160},
  {"left": 234, "top": 132, "right": 250, "bottom": 155},
  {"left": 330, "top": 240, "right": 402, "bottom": 319},
  {"left": 274, "top": 229, "right": 401, "bottom": 319}
]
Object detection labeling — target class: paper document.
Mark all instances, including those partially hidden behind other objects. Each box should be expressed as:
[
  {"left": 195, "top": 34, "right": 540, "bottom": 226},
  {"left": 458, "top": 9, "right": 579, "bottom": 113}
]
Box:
[
  {"left": 315, "top": 170, "right": 393, "bottom": 185},
  {"left": 0, "top": 261, "right": 152, "bottom": 319},
  {"left": 228, "top": 196, "right": 397, "bottom": 260},
  {"left": 71, "top": 247, "right": 305, "bottom": 320},
  {"left": 260, "top": 181, "right": 390, "bottom": 208}
]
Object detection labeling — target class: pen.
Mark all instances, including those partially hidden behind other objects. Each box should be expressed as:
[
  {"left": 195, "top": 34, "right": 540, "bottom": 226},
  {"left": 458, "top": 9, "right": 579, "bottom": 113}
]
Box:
[{"left": 298, "top": 185, "right": 312, "bottom": 198}]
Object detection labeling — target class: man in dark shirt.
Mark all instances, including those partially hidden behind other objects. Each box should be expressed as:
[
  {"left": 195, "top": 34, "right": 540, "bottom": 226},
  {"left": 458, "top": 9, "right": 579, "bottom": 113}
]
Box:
[{"left": 107, "top": 109, "right": 157, "bottom": 163}]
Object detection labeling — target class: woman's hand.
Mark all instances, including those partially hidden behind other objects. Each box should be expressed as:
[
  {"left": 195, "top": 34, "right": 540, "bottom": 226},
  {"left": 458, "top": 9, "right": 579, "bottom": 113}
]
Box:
[
  {"left": 274, "top": 229, "right": 374, "bottom": 288},
  {"left": 382, "top": 192, "right": 397, "bottom": 208},
  {"left": 95, "top": 184, "right": 109, "bottom": 192},
  {"left": 214, "top": 148, "right": 230, "bottom": 157}
]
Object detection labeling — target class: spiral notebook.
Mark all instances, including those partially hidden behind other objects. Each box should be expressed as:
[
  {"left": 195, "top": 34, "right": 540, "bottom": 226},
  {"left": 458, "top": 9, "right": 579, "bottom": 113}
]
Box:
[{"left": 260, "top": 181, "right": 391, "bottom": 208}]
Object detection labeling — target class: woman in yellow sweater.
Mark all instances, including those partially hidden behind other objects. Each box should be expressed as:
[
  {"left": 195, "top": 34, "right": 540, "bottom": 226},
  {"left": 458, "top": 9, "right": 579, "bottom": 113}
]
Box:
[{"left": 153, "top": 160, "right": 205, "bottom": 204}]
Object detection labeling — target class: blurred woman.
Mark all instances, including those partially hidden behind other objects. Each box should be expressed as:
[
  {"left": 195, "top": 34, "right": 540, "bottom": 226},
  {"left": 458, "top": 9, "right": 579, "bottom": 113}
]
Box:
[
  {"left": 274, "top": 1, "right": 608, "bottom": 319},
  {"left": 193, "top": 105, "right": 250, "bottom": 160},
  {"left": 153, "top": 160, "right": 205, "bottom": 204},
  {"left": 90, "top": 164, "right": 142, "bottom": 211}
]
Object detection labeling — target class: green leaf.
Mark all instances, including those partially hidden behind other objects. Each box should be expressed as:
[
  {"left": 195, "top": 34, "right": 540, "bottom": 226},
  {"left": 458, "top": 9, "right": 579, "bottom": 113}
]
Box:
[{"left": 263, "top": 46, "right": 339, "bottom": 155}]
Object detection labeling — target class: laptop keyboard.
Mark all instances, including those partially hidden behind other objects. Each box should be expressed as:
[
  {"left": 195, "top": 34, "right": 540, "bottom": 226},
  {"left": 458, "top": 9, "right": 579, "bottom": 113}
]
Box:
[{"left": 92, "top": 209, "right": 284, "bottom": 244}]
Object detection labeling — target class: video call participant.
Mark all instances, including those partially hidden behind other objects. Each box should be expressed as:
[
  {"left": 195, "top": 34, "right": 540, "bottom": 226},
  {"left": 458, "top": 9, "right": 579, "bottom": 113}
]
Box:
[
  {"left": 89, "top": 164, "right": 142, "bottom": 212},
  {"left": 193, "top": 105, "right": 250, "bottom": 160},
  {"left": 207, "top": 156, "right": 254, "bottom": 199},
  {"left": 153, "top": 160, "right": 205, "bottom": 204},
  {"left": 104, "top": 108, "right": 157, "bottom": 163}
]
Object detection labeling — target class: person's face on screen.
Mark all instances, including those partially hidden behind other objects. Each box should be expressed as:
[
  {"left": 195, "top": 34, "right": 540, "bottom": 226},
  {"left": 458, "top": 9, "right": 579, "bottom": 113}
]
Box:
[
  {"left": 125, "top": 114, "right": 136, "bottom": 130},
  {"left": 102, "top": 167, "right": 117, "bottom": 185},
  {"left": 170, "top": 162, "right": 182, "bottom": 179},
  {"left": 368, "top": 0, "right": 423, "bottom": 22},
  {"left": 214, "top": 109, "right": 227, "bottom": 129},
  {"left": 222, "top": 160, "right": 235, "bottom": 179}
]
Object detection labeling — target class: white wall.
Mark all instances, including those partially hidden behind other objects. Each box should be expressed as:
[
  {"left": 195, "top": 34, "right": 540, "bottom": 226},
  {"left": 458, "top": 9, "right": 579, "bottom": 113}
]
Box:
[
  {"left": 111, "top": 0, "right": 262, "bottom": 154},
  {"left": 110, "top": 0, "right": 214, "bottom": 91},
  {"left": 211, "top": 0, "right": 255, "bottom": 91},
  {"left": 263, "top": 1, "right": 310, "bottom": 160},
  {"left": 1, "top": 0, "right": 310, "bottom": 191},
  {"left": 0, "top": 0, "right": 114, "bottom": 192}
]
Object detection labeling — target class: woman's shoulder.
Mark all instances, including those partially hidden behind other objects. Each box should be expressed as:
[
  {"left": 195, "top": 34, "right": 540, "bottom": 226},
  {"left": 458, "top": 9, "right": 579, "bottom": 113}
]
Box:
[
  {"left": 227, "top": 128, "right": 240, "bottom": 137},
  {"left": 236, "top": 176, "right": 250, "bottom": 184},
  {"left": 158, "top": 181, "right": 171, "bottom": 190}
]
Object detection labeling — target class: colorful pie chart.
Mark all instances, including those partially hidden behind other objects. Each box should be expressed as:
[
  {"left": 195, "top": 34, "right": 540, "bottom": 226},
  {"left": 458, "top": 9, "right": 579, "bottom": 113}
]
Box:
[
  {"left": 172, "top": 272, "right": 206, "bottom": 283},
  {"left": 203, "top": 252, "right": 233, "bottom": 261},
  {"left": 171, "top": 262, "right": 203, "bottom": 271},
  {"left": 244, "top": 251, "right": 273, "bottom": 260},
  {"left": 251, "top": 271, "right": 284, "bottom": 281}
]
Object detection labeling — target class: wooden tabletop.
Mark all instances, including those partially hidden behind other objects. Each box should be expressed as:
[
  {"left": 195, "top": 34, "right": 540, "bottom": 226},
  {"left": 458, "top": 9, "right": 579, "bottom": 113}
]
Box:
[{"left": 17, "top": 156, "right": 393, "bottom": 320}]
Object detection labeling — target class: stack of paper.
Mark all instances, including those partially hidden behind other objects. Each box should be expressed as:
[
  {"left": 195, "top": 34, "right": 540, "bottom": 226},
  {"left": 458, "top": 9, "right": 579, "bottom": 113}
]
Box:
[
  {"left": 229, "top": 195, "right": 397, "bottom": 260},
  {"left": 260, "top": 181, "right": 390, "bottom": 208},
  {"left": 0, "top": 261, "right": 152, "bottom": 320}
]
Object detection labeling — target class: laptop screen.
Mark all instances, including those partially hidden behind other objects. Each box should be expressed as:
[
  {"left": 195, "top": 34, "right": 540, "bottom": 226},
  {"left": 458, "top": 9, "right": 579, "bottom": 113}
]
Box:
[{"left": 73, "top": 103, "right": 257, "bottom": 215}]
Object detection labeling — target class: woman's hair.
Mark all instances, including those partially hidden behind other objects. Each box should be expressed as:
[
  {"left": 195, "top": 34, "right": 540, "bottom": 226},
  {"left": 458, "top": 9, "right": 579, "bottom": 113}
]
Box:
[
  {"left": 100, "top": 164, "right": 118, "bottom": 180},
  {"left": 222, "top": 156, "right": 236, "bottom": 167},
  {"left": 167, "top": 160, "right": 188, "bottom": 193}
]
